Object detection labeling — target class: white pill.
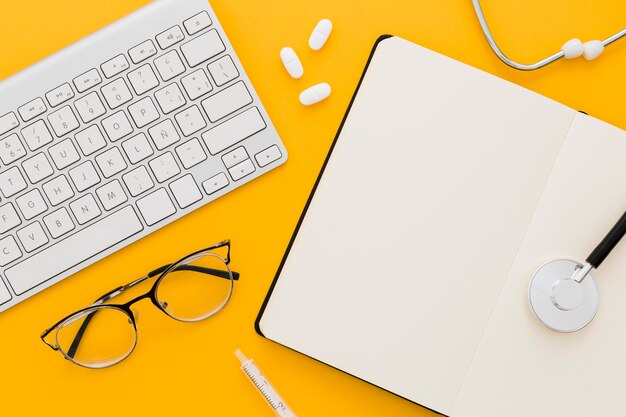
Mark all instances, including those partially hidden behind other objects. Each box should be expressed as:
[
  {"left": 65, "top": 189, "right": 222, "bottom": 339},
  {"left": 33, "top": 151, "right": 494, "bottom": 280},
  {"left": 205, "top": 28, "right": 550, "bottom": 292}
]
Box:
[
  {"left": 309, "top": 19, "right": 333, "bottom": 51},
  {"left": 561, "top": 38, "right": 584, "bottom": 59},
  {"left": 583, "top": 40, "right": 605, "bottom": 61},
  {"left": 299, "top": 83, "right": 331, "bottom": 106},
  {"left": 280, "top": 47, "right": 304, "bottom": 79}
]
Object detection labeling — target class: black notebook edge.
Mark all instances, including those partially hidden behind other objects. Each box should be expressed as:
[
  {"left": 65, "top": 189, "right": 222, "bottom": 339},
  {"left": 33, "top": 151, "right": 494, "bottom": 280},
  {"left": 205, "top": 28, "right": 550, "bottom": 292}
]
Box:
[{"left": 254, "top": 34, "right": 446, "bottom": 417}]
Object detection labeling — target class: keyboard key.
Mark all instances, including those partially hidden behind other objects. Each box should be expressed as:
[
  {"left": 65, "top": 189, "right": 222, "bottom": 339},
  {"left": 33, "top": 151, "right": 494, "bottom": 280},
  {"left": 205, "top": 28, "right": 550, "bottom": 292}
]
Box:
[
  {"left": 73, "top": 69, "right": 103, "bottom": 93},
  {"left": 101, "top": 78, "right": 133, "bottom": 109},
  {"left": 122, "top": 133, "right": 154, "bottom": 164},
  {"left": 101, "top": 54, "right": 130, "bottom": 78},
  {"left": 18, "top": 98, "right": 47, "bottom": 122},
  {"left": 48, "top": 106, "right": 80, "bottom": 137},
  {"left": 255, "top": 145, "right": 282, "bottom": 167},
  {"left": 136, "top": 188, "right": 176, "bottom": 226},
  {"left": 0, "top": 236, "right": 22, "bottom": 267},
  {"left": 128, "top": 39, "right": 157, "bottom": 64},
  {"left": 157, "top": 25, "right": 185, "bottom": 49},
  {"left": 69, "top": 160, "right": 100, "bottom": 192},
  {"left": 0, "top": 112, "right": 19, "bottom": 136},
  {"left": 5, "top": 206, "right": 143, "bottom": 295},
  {"left": 0, "top": 133, "right": 27, "bottom": 164},
  {"left": 46, "top": 83, "right": 75, "bottom": 108},
  {"left": 183, "top": 11, "right": 212, "bottom": 35},
  {"left": 207, "top": 55, "right": 240, "bottom": 87},
  {"left": 17, "top": 222, "right": 49, "bottom": 253},
  {"left": 16, "top": 189, "right": 48, "bottom": 220},
  {"left": 155, "top": 83, "right": 186, "bottom": 114},
  {"left": 96, "top": 180, "right": 128, "bottom": 211},
  {"left": 123, "top": 166, "right": 154, "bottom": 197},
  {"left": 149, "top": 152, "right": 180, "bottom": 183},
  {"left": 169, "top": 174, "right": 202, "bottom": 209},
  {"left": 202, "top": 172, "right": 229, "bottom": 195},
  {"left": 43, "top": 175, "right": 75, "bottom": 206},
  {"left": 0, "top": 167, "right": 27, "bottom": 198},
  {"left": 148, "top": 119, "right": 180, "bottom": 150},
  {"left": 0, "top": 281, "right": 11, "bottom": 305},
  {"left": 128, "top": 64, "right": 159, "bottom": 95},
  {"left": 128, "top": 97, "right": 159, "bottom": 128},
  {"left": 102, "top": 111, "right": 133, "bottom": 142},
  {"left": 222, "top": 146, "right": 248, "bottom": 168},
  {"left": 176, "top": 138, "right": 207, "bottom": 169},
  {"left": 43, "top": 207, "right": 75, "bottom": 239},
  {"left": 48, "top": 138, "right": 80, "bottom": 170},
  {"left": 202, "top": 107, "right": 266, "bottom": 155},
  {"left": 70, "top": 194, "right": 102, "bottom": 225},
  {"left": 0, "top": 203, "right": 21, "bottom": 233},
  {"left": 21, "top": 120, "right": 53, "bottom": 152},
  {"left": 75, "top": 125, "right": 107, "bottom": 156},
  {"left": 175, "top": 105, "right": 206, "bottom": 136},
  {"left": 201, "top": 81, "right": 252, "bottom": 123},
  {"left": 95, "top": 147, "right": 127, "bottom": 178},
  {"left": 228, "top": 158, "right": 255, "bottom": 181},
  {"left": 181, "top": 68, "right": 213, "bottom": 100},
  {"left": 154, "top": 50, "right": 186, "bottom": 82},
  {"left": 181, "top": 30, "right": 225, "bottom": 67},
  {"left": 74, "top": 91, "right": 106, "bottom": 123},
  {"left": 22, "top": 153, "right": 54, "bottom": 184}
]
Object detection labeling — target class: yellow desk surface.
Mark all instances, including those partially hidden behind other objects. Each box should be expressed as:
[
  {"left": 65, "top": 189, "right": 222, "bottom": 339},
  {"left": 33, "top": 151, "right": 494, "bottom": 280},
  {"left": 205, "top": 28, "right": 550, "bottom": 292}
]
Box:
[{"left": 0, "top": 1, "right": 624, "bottom": 415}]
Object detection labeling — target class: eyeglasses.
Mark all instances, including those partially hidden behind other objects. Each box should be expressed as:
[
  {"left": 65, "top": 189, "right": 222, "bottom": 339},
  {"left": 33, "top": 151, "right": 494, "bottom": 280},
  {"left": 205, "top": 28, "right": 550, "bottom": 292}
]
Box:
[{"left": 41, "top": 240, "right": 239, "bottom": 368}]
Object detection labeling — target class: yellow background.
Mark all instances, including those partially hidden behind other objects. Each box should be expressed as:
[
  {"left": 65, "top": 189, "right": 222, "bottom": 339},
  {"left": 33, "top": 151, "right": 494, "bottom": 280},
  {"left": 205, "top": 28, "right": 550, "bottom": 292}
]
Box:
[{"left": 0, "top": 0, "right": 625, "bottom": 416}]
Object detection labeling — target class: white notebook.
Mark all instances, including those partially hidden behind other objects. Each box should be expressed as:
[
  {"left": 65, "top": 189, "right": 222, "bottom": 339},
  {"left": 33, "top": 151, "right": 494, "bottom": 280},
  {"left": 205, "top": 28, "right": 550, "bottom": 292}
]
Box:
[{"left": 256, "top": 35, "right": 626, "bottom": 416}]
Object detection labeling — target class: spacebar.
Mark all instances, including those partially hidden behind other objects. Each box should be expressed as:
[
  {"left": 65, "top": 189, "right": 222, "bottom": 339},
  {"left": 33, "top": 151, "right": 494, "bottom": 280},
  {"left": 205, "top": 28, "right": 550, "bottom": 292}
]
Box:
[{"left": 6, "top": 206, "right": 143, "bottom": 295}]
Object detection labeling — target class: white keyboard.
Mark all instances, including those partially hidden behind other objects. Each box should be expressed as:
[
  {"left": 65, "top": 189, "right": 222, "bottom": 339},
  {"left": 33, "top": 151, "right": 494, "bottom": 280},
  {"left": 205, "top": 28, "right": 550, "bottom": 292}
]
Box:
[{"left": 0, "top": 0, "right": 287, "bottom": 313}]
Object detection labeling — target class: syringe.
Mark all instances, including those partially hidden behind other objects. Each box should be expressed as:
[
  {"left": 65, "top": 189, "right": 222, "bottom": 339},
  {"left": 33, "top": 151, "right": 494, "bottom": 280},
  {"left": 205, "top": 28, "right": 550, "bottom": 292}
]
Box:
[{"left": 234, "top": 349, "right": 297, "bottom": 417}]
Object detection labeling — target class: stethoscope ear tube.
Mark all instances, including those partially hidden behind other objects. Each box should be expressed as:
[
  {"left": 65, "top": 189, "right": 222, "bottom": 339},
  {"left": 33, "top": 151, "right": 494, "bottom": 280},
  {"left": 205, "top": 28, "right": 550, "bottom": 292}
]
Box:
[{"left": 587, "top": 210, "right": 626, "bottom": 269}]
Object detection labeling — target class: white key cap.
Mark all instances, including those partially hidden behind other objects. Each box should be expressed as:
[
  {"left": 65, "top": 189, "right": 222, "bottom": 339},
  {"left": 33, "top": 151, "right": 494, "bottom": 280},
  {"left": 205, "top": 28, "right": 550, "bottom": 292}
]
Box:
[
  {"left": 136, "top": 188, "right": 176, "bottom": 226},
  {"left": 148, "top": 119, "right": 180, "bottom": 150},
  {"left": 128, "top": 97, "right": 159, "bottom": 128},
  {"left": 0, "top": 167, "right": 27, "bottom": 198},
  {"left": 73, "top": 69, "right": 103, "bottom": 93},
  {"left": 207, "top": 55, "right": 240, "bottom": 86},
  {"left": 154, "top": 51, "right": 186, "bottom": 82},
  {"left": 21, "top": 120, "right": 53, "bottom": 152},
  {"left": 127, "top": 64, "right": 159, "bottom": 95},
  {"left": 48, "top": 138, "right": 80, "bottom": 170},
  {"left": 70, "top": 194, "right": 102, "bottom": 225},
  {"left": 202, "top": 107, "right": 266, "bottom": 155},
  {"left": 157, "top": 25, "right": 185, "bottom": 49},
  {"left": 122, "top": 133, "right": 154, "bottom": 164},
  {"left": 102, "top": 111, "right": 133, "bottom": 142},
  {"left": 228, "top": 159, "right": 255, "bottom": 181},
  {"left": 96, "top": 180, "right": 128, "bottom": 211},
  {"left": 74, "top": 91, "right": 106, "bottom": 123},
  {"left": 175, "top": 105, "right": 207, "bottom": 136},
  {"left": 69, "top": 161, "right": 100, "bottom": 192},
  {"left": 202, "top": 81, "right": 252, "bottom": 123},
  {"left": 184, "top": 11, "right": 212, "bottom": 35},
  {"left": 180, "top": 30, "right": 225, "bottom": 67},
  {"left": 101, "top": 78, "right": 133, "bottom": 109},
  {"left": 18, "top": 98, "right": 47, "bottom": 122},
  {"left": 0, "top": 282, "right": 10, "bottom": 305},
  {"left": 0, "top": 112, "right": 19, "bottom": 136},
  {"left": 75, "top": 125, "right": 107, "bottom": 156},
  {"left": 0, "top": 203, "right": 21, "bottom": 233},
  {"left": 48, "top": 106, "right": 80, "bottom": 137},
  {"left": 16, "top": 189, "right": 48, "bottom": 220},
  {"left": 202, "top": 172, "right": 229, "bottom": 195},
  {"left": 123, "top": 166, "right": 154, "bottom": 197},
  {"left": 181, "top": 69, "right": 213, "bottom": 100},
  {"left": 43, "top": 175, "right": 75, "bottom": 206},
  {"left": 169, "top": 174, "right": 202, "bottom": 209},
  {"left": 95, "top": 147, "right": 127, "bottom": 178},
  {"left": 255, "top": 145, "right": 283, "bottom": 167},
  {"left": 0, "top": 133, "right": 27, "bottom": 164},
  {"left": 129, "top": 39, "right": 157, "bottom": 64},
  {"left": 46, "top": 83, "right": 75, "bottom": 108},
  {"left": 155, "top": 83, "right": 187, "bottom": 114},
  {"left": 0, "top": 236, "right": 22, "bottom": 266},
  {"left": 43, "top": 208, "right": 75, "bottom": 239},
  {"left": 101, "top": 54, "right": 130, "bottom": 78},
  {"left": 22, "top": 153, "right": 54, "bottom": 184},
  {"left": 176, "top": 138, "right": 207, "bottom": 169},
  {"left": 5, "top": 206, "right": 143, "bottom": 295},
  {"left": 149, "top": 152, "right": 180, "bottom": 183},
  {"left": 222, "top": 146, "right": 249, "bottom": 168},
  {"left": 17, "top": 222, "right": 49, "bottom": 253}
]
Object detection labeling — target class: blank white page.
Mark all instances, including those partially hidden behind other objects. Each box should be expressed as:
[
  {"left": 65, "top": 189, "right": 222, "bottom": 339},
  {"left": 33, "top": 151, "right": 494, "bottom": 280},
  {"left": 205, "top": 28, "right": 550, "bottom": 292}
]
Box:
[{"left": 258, "top": 36, "right": 575, "bottom": 414}]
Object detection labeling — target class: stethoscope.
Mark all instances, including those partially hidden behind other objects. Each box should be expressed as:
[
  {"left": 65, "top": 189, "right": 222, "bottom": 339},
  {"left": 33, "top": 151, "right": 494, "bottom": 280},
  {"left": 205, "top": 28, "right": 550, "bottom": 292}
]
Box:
[{"left": 472, "top": 0, "right": 626, "bottom": 71}]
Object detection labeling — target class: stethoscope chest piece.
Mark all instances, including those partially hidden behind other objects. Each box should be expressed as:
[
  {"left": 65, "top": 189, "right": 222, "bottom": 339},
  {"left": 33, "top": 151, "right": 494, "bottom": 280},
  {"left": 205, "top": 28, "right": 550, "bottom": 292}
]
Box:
[{"left": 529, "top": 259, "right": 599, "bottom": 333}]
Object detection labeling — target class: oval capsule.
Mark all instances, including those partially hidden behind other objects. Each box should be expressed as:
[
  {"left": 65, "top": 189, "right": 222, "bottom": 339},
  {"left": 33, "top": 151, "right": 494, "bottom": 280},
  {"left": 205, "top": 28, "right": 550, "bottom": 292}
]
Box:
[
  {"left": 309, "top": 19, "right": 333, "bottom": 51},
  {"left": 280, "top": 47, "right": 304, "bottom": 79},
  {"left": 299, "top": 83, "right": 331, "bottom": 106}
]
